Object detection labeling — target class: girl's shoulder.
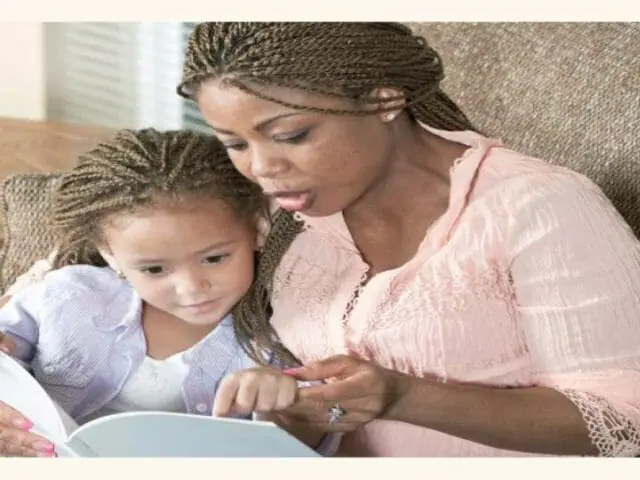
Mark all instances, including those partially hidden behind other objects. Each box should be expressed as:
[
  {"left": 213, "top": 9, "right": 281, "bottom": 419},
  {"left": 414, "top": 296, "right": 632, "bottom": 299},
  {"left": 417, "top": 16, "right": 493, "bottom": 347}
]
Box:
[
  {"left": 43, "top": 264, "right": 124, "bottom": 292},
  {"left": 5, "top": 264, "right": 139, "bottom": 333},
  {"left": 36, "top": 265, "right": 137, "bottom": 318}
]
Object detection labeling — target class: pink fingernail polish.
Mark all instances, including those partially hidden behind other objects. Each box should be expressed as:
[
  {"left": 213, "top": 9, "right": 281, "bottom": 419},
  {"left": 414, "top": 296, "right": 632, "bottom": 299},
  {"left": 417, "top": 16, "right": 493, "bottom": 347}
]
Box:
[
  {"left": 283, "top": 367, "right": 303, "bottom": 375},
  {"left": 36, "top": 451, "right": 56, "bottom": 457},
  {"left": 12, "top": 418, "right": 33, "bottom": 429},
  {"left": 33, "top": 440, "right": 55, "bottom": 452}
]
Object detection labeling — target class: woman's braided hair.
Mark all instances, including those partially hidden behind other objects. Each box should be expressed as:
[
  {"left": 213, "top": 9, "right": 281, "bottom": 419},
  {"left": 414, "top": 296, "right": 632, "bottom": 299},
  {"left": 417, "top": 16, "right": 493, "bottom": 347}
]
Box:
[
  {"left": 177, "top": 22, "right": 479, "bottom": 366},
  {"left": 50, "top": 128, "right": 280, "bottom": 362}
]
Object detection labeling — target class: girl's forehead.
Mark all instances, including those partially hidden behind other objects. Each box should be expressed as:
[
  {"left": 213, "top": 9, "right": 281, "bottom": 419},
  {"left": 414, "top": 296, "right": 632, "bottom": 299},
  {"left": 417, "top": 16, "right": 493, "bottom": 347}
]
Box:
[{"left": 100, "top": 198, "right": 256, "bottom": 258}]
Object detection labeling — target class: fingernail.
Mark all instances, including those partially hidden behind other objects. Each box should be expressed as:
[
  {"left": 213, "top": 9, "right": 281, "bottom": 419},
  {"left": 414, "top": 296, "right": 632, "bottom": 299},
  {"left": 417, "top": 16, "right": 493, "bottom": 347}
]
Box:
[
  {"left": 283, "top": 368, "right": 303, "bottom": 376},
  {"left": 12, "top": 418, "right": 33, "bottom": 429},
  {"left": 36, "top": 451, "right": 56, "bottom": 457},
  {"left": 33, "top": 440, "right": 55, "bottom": 452},
  {"left": 0, "top": 345, "right": 10, "bottom": 353}
]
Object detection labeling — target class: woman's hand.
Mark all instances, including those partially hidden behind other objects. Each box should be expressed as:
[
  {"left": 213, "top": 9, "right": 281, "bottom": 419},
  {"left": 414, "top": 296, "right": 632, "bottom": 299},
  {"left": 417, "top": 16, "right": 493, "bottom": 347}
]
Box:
[
  {"left": 282, "top": 354, "right": 410, "bottom": 432},
  {"left": 0, "top": 332, "right": 16, "bottom": 355},
  {"left": 0, "top": 401, "right": 56, "bottom": 457}
]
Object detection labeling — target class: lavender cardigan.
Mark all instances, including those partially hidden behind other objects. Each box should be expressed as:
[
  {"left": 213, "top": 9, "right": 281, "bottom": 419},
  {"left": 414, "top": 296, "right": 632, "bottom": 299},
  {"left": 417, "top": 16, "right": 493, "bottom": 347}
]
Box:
[
  {"left": 0, "top": 264, "right": 340, "bottom": 455},
  {"left": 0, "top": 265, "right": 257, "bottom": 422}
]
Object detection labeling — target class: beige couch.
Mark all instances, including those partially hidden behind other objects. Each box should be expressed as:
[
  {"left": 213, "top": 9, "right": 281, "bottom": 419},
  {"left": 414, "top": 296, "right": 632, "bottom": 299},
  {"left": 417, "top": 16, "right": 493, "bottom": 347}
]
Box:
[{"left": 1, "top": 22, "right": 639, "bottom": 293}]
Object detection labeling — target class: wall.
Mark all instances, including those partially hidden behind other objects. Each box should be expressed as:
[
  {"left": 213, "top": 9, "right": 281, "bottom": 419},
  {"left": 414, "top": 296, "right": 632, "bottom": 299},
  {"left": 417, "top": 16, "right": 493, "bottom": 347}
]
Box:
[{"left": 0, "top": 23, "right": 45, "bottom": 121}]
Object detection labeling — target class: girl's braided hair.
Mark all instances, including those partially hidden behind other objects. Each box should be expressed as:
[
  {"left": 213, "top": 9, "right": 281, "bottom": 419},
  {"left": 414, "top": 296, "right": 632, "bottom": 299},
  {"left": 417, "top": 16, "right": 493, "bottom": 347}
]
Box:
[
  {"left": 51, "top": 128, "right": 278, "bottom": 361},
  {"left": 177, "top": 22, "right": 479, "bottom": 366}
]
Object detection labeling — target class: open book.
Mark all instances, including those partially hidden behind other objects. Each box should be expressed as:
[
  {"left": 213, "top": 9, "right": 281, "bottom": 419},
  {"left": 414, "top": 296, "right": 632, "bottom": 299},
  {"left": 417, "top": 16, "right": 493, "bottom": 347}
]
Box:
[{"left": 0, "top": 351, "right": 319, "bottom": 457}]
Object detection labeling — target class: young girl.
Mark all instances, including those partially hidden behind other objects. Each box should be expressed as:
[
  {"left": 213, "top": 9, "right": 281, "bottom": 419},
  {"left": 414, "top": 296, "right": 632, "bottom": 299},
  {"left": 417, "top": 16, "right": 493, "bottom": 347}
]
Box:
[{"left": 0, "top": 129, "right": 331, "bottom": 457}]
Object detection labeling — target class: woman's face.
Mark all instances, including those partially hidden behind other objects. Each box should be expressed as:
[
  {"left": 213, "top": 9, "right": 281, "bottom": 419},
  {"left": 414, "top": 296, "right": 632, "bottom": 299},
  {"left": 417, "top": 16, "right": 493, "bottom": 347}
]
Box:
[{"left": 196, "top": 80, "right": 397, "bottom": 217}]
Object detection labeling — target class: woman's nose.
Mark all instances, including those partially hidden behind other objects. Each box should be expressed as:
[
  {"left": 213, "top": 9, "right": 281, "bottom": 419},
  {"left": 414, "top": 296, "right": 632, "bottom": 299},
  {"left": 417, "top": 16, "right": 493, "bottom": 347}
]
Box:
[{"left": 250, "top": 147, "right": 289, "bottom": 179}]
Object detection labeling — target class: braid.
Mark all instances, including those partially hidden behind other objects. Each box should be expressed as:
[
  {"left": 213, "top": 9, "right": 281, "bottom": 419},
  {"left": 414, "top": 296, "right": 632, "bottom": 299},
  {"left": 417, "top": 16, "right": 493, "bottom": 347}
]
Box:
[
  {"left": 178, "top": 22, "right": 477, "bottom": 130},
  {"left": 231, "top": 209, "right": 304, "bottom": 367},
  {"left": 177, "top": 22, "right": 478, "bottom": 366},
  {"left": 52, "top": 127, "right": 287, "bottom": 365},
  {"left": 51, "top": 128, "right": 266, "bottom": 270}
]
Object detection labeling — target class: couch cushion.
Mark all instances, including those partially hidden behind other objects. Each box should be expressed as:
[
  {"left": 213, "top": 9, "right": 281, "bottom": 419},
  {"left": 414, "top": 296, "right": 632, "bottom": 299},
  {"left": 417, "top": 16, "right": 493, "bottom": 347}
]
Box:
[
  {"left": 410, "top": 22, "right": 640, "bottom": 236},
  {"left": 0, "top": 173, "right": 63, "bottom": 293}
]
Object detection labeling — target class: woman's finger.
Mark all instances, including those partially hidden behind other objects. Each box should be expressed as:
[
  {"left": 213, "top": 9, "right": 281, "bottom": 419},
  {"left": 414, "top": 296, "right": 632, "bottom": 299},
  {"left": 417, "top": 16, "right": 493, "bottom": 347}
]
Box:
[
  {"left": 0, "top": 402, "right": 33, "bottom": 430},
  {"left": 279, "top": 404, "right": 368, "bottom": 433},
  {"left": 285, "top": 396, "right": 350, "bottom": 421},
  {"left": 0, "top": 425, "right": 55, "bottom": 457},
  {"left": 296, "top": 375, "right": 365, "bottom": 402},
  {"left": 285, "top": 355, "right": 357, "bottom": 382},
  {"left": 0, "top": 334, "right": 16, "bottom": 354}
]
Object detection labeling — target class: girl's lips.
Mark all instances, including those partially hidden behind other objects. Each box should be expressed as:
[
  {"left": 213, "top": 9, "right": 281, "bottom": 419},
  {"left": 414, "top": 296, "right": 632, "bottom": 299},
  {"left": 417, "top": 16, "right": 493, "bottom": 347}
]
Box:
[{"left": 181, "top": 298, "right": 219, "bottom": 312}]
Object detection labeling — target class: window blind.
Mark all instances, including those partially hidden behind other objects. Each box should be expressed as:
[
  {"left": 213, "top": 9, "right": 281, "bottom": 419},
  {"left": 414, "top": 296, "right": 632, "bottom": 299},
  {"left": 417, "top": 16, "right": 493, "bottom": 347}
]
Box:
[{"left": 45, "top": 22, "right": 203, "bottom": 132}]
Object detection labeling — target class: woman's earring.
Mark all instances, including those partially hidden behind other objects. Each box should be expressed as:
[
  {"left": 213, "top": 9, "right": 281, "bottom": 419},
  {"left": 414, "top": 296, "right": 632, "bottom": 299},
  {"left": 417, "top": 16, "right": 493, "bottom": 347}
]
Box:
[{"left": 384, "top": 111, "right": 398, "bottom": 122}]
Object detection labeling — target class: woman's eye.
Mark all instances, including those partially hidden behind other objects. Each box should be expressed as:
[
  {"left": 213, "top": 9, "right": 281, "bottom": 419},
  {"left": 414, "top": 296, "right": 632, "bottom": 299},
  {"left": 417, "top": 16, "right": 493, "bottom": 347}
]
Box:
[
  {"left": 274, "top": 130, "right": 310, "bottom": 144},
  {"left": 141, "top": 266, "right": 165, "bottom": 276},
  {"left": 204, "top": 255, "right": 227, "bottom": 265}
]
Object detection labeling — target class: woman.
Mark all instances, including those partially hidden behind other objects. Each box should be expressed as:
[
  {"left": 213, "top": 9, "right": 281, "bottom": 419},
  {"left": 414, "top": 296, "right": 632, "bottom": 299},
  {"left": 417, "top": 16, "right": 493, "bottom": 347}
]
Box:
[
  {"left": 1, "top": 22, "right": 639, "bottom": 457},
  {"left": 176, "top": 22, "right": 640, "bottom": 457}
]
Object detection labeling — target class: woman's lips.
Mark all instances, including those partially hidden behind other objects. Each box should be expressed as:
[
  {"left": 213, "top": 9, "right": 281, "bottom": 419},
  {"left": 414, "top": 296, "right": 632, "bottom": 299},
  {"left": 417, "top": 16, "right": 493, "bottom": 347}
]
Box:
[{"left": 269, "top": 191, "right": 312, "bottom": 212}]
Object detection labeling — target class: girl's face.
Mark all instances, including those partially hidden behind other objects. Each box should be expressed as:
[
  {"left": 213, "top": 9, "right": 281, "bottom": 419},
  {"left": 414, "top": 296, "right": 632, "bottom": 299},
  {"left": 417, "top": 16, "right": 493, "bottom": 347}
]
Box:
[
  {"left": 99, "top": 196, "right": 258, "bottom": 327},
  {"left": 196, "top": 80, "right": 398, "bottom": 217}
]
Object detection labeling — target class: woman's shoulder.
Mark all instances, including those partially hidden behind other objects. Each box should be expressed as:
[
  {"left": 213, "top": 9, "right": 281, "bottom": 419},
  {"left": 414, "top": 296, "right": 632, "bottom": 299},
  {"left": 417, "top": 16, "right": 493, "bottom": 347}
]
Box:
[
  {"left": 467, "top": 146, "right": 639, "bottom": 250},
  {"left": 473, "top": 145, "right": 608, "bottom": 208}
]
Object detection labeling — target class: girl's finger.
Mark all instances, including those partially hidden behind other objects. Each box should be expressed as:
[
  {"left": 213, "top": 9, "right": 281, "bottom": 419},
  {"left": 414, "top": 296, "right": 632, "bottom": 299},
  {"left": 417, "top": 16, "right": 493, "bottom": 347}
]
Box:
[
  {"left": 274, "top": 380, "right": 298, "bottom": 411},
  {"left": 212, "top": 376, "right": 241, "bottom": 417},
  {"left": 254, "top": 376, "right": 279, "bottom": 413},
  {"left": 233, "top": 376, "right": 261, "bottom": 415}
]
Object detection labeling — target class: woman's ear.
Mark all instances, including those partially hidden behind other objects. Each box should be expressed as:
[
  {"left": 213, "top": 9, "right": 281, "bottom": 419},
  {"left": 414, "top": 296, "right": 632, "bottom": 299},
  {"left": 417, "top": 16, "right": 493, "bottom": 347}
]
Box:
[{"left": 370, "top": 87, "right": 406, "bottom": 123}]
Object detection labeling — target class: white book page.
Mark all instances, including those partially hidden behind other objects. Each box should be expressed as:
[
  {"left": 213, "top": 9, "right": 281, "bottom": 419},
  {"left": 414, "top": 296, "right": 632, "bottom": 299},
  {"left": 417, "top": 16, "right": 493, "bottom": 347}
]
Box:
[
  {"left": 69, "top": 411, "right": 319, "bottom": 457},
  {"left": 0, "top": 352, "right": 69, "bottom": 444}
]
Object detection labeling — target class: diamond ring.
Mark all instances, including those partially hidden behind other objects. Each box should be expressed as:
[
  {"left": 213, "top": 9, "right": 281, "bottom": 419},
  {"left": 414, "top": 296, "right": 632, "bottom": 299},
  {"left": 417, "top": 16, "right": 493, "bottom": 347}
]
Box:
[{"left": 328, "top": 402, "right": 347, "bottom": 424}]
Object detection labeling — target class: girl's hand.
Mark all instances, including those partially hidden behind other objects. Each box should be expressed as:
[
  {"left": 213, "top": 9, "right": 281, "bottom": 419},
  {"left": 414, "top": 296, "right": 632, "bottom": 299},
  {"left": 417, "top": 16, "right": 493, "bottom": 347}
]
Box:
[{"left": 212, "top": 366, "right": 298, "bottom": 417}]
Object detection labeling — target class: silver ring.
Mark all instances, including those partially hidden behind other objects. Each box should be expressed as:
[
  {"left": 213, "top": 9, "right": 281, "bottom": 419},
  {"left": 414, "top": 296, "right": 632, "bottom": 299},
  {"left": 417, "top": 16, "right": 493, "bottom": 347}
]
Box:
[{"left": 328, "top": 402, "right": 347, "bottom": 424}]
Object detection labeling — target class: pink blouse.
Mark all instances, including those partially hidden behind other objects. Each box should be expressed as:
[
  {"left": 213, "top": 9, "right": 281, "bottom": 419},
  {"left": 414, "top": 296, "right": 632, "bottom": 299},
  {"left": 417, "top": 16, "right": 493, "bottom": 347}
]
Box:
[{"left": 270, "top": 126, "right": 640, "bottom": 456}]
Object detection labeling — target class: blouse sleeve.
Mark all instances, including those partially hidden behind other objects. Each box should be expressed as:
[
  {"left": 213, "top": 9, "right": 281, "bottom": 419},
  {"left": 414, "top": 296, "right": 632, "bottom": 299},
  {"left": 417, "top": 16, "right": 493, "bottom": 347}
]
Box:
[
  {"left": 506, "top": 171, "right": 640, "bottom": 457},
  {"left": 3, "top": 251, "right": 57, "bottom": 296}
]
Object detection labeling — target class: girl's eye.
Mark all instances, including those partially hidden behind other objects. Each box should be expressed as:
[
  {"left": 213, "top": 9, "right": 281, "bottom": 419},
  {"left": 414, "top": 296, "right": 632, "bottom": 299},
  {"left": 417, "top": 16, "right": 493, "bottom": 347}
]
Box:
[
  {"left": 223, "top": 141, "right": 248, "bottom": 152},
  {"left": 274, "top": 129, "right": 310, "bottom": 144},
  {"left": 140, "top": 266, "right": 165, "bottom": 276},
  {"left": 204, "top": 255, "right": 227, "bottom": 265}
]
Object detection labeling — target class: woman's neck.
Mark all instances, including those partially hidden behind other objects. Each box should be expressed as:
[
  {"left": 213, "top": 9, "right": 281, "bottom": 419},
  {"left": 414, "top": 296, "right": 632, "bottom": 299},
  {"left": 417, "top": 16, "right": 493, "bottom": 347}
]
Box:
[{"left": 342, "top": 122, "right": 469, "bottom": 273}]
